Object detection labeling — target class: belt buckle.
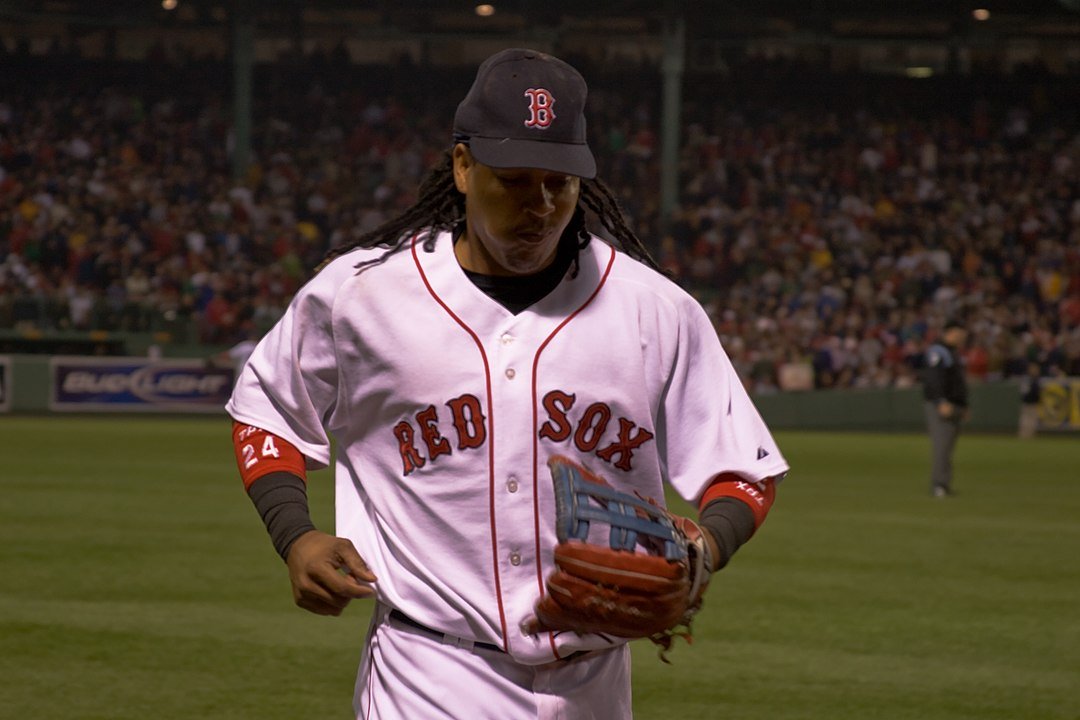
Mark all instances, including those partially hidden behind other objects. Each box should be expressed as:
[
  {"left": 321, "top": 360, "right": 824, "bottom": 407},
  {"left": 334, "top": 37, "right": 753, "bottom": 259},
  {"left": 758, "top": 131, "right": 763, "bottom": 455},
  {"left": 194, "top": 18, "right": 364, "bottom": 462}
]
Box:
[{"left": 445, "top": 634, "right": 476, "bottom": 652}]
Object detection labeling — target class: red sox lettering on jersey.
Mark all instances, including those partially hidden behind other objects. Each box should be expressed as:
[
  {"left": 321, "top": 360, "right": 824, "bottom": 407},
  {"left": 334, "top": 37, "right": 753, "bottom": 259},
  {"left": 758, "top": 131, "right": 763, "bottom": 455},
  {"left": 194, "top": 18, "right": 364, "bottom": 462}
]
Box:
[{"left": 393, "top": 389, "right": 654, "bottom": 476}]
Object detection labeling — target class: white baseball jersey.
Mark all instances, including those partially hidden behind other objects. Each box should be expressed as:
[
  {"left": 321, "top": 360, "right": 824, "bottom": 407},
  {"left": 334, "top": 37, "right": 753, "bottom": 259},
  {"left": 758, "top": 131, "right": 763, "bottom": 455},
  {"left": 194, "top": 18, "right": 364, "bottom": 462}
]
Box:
[{"left": 226, "top": 229, "right": 788, "bottom": 670}]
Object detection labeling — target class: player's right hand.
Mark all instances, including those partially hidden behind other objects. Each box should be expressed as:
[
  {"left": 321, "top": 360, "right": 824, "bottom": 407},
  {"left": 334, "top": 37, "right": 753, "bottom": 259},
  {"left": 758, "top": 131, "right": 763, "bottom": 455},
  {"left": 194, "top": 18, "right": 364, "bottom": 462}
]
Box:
[{"left": 285, "top": 530, "right": 377, "bottom": 616}]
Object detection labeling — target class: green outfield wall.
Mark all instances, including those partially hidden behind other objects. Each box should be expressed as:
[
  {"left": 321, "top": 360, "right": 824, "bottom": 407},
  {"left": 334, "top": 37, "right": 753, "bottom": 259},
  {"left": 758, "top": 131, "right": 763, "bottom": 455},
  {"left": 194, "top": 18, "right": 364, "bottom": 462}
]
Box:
[
  {"left": 751, "top": 382, "right": 1023, "bottom": 433},
  {"left": 4, "top": 352, "right": 1077, "bottom": 435}
]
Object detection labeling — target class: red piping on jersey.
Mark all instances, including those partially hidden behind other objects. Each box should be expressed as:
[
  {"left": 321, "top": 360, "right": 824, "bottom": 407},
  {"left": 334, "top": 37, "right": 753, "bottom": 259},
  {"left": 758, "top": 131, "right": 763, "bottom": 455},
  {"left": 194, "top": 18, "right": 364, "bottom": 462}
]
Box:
[
  {"left": 531, "top": 244, "right": 616, "bottom": 661},
  {"left": 411, "top": 233, "right": 508, "bottom": 652}
]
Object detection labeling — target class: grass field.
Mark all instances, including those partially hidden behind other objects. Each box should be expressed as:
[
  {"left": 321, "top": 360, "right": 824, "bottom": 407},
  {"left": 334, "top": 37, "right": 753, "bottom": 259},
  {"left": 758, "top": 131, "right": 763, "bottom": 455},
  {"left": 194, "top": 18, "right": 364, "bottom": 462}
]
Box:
[{"left": 1, "top": 415, "right": 1078, "bottom": 720}]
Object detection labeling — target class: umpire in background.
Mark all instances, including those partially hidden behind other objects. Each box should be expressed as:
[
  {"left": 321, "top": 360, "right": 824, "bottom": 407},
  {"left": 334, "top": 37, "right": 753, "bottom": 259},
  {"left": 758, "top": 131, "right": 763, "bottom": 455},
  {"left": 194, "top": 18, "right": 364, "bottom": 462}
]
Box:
[
  {"left": 1017, "top": 361, "right": 1043, "bottom": 439},
  {"left": 922, "top": 320, "right": 969, "bottom": 497}
]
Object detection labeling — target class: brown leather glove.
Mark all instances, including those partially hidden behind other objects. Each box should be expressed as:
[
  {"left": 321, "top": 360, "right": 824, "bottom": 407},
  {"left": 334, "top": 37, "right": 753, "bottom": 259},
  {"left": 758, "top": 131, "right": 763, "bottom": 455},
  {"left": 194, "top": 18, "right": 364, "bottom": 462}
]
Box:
[{"left": 525, "top": 456, "right": 712, "bottom": 661}]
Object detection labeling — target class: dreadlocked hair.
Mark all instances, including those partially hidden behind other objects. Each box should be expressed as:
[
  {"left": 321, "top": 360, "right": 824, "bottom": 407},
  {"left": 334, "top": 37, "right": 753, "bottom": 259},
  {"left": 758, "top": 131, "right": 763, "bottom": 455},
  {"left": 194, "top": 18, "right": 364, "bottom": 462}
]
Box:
[
  {"left": 316, "top": 148, "right": 666, "bottom": 278},
  {"left": 578, "top": 177, "right": 666, "bottom": 276}
]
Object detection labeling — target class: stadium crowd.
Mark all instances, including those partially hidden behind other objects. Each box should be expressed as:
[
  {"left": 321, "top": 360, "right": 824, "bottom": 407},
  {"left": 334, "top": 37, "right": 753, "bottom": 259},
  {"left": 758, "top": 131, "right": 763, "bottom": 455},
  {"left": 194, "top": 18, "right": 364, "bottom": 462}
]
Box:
[{"left": 1, "top": 50, "right": 1078, "bottom": 393}]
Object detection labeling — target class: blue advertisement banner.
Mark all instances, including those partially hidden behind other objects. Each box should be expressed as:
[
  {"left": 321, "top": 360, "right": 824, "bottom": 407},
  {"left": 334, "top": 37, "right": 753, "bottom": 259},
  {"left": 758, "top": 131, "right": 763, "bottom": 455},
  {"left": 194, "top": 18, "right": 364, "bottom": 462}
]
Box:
[{"left": 50, "top": 357, "right": 234, "bottom": 413}]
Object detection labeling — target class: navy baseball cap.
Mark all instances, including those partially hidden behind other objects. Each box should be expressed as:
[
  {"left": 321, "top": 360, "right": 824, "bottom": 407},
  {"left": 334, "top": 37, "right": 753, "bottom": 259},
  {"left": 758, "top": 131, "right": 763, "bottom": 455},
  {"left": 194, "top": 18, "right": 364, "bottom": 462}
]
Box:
[{"left": 453, "top": 48, "right": 596, "bottom": 179}]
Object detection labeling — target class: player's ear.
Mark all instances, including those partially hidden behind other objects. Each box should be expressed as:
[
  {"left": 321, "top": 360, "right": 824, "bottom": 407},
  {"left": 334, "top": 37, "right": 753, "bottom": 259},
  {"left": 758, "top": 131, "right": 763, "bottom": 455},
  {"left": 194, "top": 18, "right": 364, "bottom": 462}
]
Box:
[{"left": 452, "top": 143, "right": 472, "bottom": 194}]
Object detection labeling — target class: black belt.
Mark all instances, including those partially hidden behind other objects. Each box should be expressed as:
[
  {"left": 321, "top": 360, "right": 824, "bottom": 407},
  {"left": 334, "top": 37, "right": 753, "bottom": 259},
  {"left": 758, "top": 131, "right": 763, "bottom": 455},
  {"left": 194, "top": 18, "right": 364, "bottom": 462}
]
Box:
[
  {"left": 389, "top": 609, "right": 505, "bottom": 653},
  {"left": 387, "top": 609, "right": 594, "bottom": 662}
]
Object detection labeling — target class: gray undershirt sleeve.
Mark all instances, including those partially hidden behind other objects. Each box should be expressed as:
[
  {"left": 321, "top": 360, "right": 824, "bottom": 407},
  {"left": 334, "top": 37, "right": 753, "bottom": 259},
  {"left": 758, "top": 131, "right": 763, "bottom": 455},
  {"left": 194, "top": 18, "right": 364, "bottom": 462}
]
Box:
[
  {"left": 698, "top": 497, "right": 757, "bottom": 570},
  {"left": 247, "top": 471, "right": 317, "bottom": 561}
]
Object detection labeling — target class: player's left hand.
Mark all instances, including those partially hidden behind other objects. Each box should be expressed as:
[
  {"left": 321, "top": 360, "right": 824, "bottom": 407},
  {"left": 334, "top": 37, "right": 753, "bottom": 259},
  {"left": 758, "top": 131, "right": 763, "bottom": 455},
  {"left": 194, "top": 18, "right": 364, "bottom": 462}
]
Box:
[{"left": 286, "top": 530, "right": 377, "bottom": 616}]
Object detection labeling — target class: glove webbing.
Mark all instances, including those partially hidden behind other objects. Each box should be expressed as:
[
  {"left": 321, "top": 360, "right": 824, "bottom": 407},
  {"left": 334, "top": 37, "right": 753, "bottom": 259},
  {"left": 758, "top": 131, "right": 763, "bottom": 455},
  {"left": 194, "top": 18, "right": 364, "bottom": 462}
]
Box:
[{"left": 551, "top": 461, "right": 688, "bottom": 561}]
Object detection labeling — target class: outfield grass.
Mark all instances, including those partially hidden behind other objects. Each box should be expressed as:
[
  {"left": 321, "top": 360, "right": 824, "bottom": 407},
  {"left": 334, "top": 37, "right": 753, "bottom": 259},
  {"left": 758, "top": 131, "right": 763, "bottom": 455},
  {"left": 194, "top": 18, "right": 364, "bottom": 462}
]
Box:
[{"left": 1, "top": 416, "right": 1077, "bottom": 719}]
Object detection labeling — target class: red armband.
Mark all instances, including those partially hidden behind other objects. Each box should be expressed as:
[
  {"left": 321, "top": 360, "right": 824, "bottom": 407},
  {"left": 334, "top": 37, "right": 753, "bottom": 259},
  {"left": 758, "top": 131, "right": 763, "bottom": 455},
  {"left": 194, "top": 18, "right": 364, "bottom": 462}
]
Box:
[
  {"left": 232, "top": 421, "right": 307, "bottom": 490},
  {"left": 698, "top": 472, "right": 776, "bottom": 530}
]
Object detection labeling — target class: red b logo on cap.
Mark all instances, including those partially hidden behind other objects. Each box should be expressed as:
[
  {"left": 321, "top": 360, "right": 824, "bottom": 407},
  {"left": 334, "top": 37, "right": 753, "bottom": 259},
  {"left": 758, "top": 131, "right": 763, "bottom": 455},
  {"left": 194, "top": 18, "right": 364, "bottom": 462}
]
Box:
[{"left": 524, "top": 88, "right": 556, "bottom": 129}]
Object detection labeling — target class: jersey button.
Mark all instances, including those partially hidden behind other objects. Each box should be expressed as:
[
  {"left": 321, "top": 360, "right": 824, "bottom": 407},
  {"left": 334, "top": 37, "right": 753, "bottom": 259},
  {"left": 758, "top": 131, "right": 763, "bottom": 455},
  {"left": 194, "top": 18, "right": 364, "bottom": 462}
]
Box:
[
  {"left": 507, "top": 478, "right": 519, "bottom": 493},
  {"left": 501, "top": 333, "right": 514, "bottom": 345},
  {"left": 509, "top": 552, "right": 522, "bottom": 566},
  {"left": 505, "top": 368, "right": 516, "bottom": 379}
]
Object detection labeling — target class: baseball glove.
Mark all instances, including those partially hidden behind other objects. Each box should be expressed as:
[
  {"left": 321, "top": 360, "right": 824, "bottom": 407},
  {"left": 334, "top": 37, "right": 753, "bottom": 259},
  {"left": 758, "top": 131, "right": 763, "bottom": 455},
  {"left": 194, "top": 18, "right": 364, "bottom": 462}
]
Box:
[{"left": 525, "top": 455, "right": 713, "bottom": 661}]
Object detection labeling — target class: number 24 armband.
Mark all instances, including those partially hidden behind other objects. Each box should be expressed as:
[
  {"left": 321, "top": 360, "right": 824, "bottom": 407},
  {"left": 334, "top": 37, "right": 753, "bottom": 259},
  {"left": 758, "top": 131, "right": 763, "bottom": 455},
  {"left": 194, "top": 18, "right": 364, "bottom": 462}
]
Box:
[{"left": 231, "top": 421, "right": 307, "bottom": 489}]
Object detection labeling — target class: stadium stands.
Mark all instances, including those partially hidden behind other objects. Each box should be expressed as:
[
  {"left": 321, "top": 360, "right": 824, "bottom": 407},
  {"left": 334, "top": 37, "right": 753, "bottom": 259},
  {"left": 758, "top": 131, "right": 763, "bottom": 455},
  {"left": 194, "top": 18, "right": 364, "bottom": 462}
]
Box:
[{"left": 1, "top": 49, "right": 1077, "bottom": 391}]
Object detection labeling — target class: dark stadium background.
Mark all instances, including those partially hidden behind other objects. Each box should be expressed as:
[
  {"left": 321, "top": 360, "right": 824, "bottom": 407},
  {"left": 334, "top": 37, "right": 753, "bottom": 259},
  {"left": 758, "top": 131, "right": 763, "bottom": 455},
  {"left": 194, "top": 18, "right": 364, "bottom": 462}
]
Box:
[{"left": 1, "top": 0, "right": 1077, "bottom": 428}]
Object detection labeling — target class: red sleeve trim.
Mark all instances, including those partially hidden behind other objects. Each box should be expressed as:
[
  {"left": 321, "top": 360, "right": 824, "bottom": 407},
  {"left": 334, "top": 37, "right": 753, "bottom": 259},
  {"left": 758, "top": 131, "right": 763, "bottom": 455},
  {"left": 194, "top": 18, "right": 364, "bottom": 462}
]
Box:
[
  {"left": 232, "top": 421, "right": 307, "bottom": 490},
  {"left": 698, "top": 472, "right": 776, "bottom": 529}
]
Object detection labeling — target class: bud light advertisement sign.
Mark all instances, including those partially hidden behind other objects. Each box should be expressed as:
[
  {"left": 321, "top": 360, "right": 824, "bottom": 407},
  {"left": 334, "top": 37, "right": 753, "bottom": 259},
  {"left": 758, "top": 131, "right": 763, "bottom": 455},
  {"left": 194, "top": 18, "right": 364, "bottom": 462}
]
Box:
[{"left": 50, "top": 357, "right": 234, "bottom": 413}]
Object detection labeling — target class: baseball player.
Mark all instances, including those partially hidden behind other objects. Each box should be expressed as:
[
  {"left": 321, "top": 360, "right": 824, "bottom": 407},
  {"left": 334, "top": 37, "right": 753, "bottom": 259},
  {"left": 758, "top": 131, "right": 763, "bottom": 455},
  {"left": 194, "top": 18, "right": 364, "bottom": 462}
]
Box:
[{"left": 227, "top": 48, "right": 789, "bottom": 719}]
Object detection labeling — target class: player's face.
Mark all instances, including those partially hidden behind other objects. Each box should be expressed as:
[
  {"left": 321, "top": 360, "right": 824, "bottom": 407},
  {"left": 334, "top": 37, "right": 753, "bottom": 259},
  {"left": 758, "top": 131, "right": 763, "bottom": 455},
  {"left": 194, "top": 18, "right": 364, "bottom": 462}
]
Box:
[{"left": 452, "top": 144, "right": 581, "bottom": 276}]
